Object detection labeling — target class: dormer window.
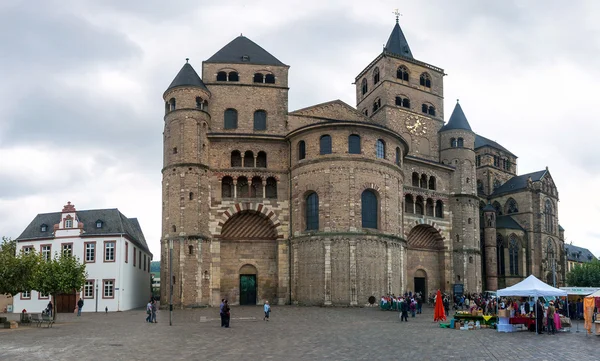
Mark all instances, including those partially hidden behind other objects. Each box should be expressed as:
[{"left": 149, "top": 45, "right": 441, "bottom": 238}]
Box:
[
  {"left": 65, "top": 219, "right": 73, "bottom": 228},
  {"left": 40, "top": 224, "right": 48, "bottom": 232},
  {"left": 96, "top": 220, "right": 103, "bottom": 229},
  {"left": 241, "top": 55, "right": 250, "bottom": 62}
]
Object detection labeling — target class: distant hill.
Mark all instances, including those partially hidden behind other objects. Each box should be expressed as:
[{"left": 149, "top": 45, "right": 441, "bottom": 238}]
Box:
[{"left": 150, "top": 261, "right": 160, "bottom": 273}]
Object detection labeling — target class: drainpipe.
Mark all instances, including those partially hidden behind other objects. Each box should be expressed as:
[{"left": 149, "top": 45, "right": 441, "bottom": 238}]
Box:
[{"left": 288, "top": 138, "right": 293, "bottom": 305}]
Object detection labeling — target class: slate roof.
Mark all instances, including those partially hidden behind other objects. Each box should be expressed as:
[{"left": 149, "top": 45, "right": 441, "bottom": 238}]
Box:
[
  {"left": 166, "top": 61, "right": 209, "bottom": 93},
  {"left": 496, "top": 215, "right": 525, "bottom": 231},
  {"left": 559, "top": 224, "right": 564, "bottom": 231},
  {"left": 205, "top": 36, "right": 286, "bottom": 66},
  {"left": 475, "top": 134, "right": 517, "bottom": 157},
  {"left": 384, "top": 21, "right": 413, "bottom": 58},
  {"left": 564, "top": 244, "right": 597, "bottom": 263},
  {"left": 440, "top": 102, "right": 472, "bottom": 132},
  {"left": 482, "top": 203, "right": 496, "bottom": 212},
  {"left": 491, "top": 170, "right": 546, "bottom": 196},
  {"left": 16, "top": 209, "right": 152, "bottom": 256}
]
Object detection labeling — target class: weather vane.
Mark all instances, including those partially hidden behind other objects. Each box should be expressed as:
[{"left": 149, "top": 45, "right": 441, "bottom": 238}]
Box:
[{"left": 393, "top": 9, "right": 402, "bottom": 23}]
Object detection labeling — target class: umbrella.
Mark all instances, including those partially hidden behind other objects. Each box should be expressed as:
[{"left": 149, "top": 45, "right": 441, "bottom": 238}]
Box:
[{"left": 434, "top": 289, "right": 446, "bottom": 322}]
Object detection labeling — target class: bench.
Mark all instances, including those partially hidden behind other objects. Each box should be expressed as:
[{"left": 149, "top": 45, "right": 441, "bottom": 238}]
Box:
[
  {"left": 39, "top": 314, "right": 54, "bottom": 328},
  {"left": 30, "top": 314, "right": 42, "bottom": 327}
]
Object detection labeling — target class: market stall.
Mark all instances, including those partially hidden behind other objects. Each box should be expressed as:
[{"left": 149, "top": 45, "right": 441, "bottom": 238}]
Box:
[
  {"left": 584, "top": 289, "right": 600, "bottom": 335},
  {"left": 497, "top": 275, "right": 568, "bottom": 333}
]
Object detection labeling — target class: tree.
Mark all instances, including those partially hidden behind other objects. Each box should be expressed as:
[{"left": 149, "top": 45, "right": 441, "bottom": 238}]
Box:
[
  {"left": 566, "top": 260, "right": 600, "bottom": 287},
  {"left": 33, "top": 252, "right": 87, "bottom": 320},
  {"left": 0, "top": 237, "right": 39, "bottom": 297}
]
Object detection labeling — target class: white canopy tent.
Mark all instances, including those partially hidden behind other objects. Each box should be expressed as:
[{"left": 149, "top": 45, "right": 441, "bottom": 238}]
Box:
[
  {"left": 498, "top": 275, "right": 568, "bottom": 297},
  {"left": 496, "top": 275, "right": 567, "bottom": 333},
  {"left": 586, "top": 289, "right": 600, "bottom": 298}
]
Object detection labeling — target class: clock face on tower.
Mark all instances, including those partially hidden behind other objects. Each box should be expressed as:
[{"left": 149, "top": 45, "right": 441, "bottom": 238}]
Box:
[{"left": 405, "top": 115, "right": 428, "bottom": 136}]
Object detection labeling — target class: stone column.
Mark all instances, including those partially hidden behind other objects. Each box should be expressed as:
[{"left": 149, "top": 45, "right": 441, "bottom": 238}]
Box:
[
  {"left": 210, "top": 240, "right": 221, "bottom": 306},
  {"left": 386, "top": 242, "right": 392, "bottom": 295},
  {"left": 483, "top": 208, "right": 498, "bottom": 290},
  {"left": 277, "top": 239, "right": 289, "bottom": 305},
  {"left": 324, "top": 239, "right": 332, "bottom": 305},
  {"left": 349, "top": 240, "right": 357, "bottom": 306},
  {"left": 196, "top": 239, "right": 202, "bottom": 306},
  {"left": 292, "top": 242, "right": 298, "bottom": 304},
  {"left": 233, "top": 180, "right": 237, "bottom": 198}
]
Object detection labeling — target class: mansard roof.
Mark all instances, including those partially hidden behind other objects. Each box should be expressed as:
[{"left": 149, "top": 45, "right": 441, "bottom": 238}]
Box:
[
  {"left": 491, "top": 170, "right": 547, "bottom": 196},
  {"left": 165, "top": 61, "right": 209, "bottom": 94},
  {"left": 384, "top": 20, "right": 413, "bottom": 59},
  {"left": 564, "top": 244, "right": 597, "bottom": 263},
  {"left": 440, "top": 102, "right": 472, "bottom": 132},
  {"left": 16, "top": 209, "right": 152, "bottom": 256},
  {"left": 475, "top": 134, "right": 516, "bottom": 157},
  {"left": 205, "top": 35, "right": 286, "bottom": 66}
]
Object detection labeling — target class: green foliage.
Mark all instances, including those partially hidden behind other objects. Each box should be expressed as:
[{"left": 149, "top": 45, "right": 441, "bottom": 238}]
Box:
[
  {"left": 566, "top": 260, "right": 600, "bottom": 287},
  {"left": 34, "top": 252, "right": 87, "bottom": 298},
  {"left": 150, "top": 261, "right": 160, "bottom": 272},
  {"left": 0, "top": 237, "right": 40, "bottom": 296}
]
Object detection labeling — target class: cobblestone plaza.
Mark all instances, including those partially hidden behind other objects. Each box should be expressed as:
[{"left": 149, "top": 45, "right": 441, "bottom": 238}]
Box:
[{"left": 0, "top": 306, "right": 596, "bottom": 360}]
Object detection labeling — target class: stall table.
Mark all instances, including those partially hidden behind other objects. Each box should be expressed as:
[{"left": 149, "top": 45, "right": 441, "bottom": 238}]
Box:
[
  {"left": 509, "top": 316, "right": 536, "bottom": 331},
  {"left": 453, "top": 314, "right": 496, "bottom": 327}
]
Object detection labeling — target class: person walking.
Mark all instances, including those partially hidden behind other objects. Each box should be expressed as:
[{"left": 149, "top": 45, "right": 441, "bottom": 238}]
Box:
[
  {"left": 145, "top": 300, "right": 152, "bottom": 323},
  {"left": 151, "top": 300, "right": 157, "bottom": 323},
  {"left": 223, "top": 300, "right": 231, "bottom": 328},
  {"left": 220, "top": 299, "right": 226, "bottom": 327},
  {"left": 263, "top": 301, "right": 271, "bottom": 321},
  {"left": 77, "top": 298, "right": 84, "bottom": 316},
  {"left": 410, "top": 299, "right": 416, "bottom": 317}
]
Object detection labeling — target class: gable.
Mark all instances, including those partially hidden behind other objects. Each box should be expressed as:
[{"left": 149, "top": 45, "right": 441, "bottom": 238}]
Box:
[{"left": 289, "top": 100, "right": 370, "bottom": 123}]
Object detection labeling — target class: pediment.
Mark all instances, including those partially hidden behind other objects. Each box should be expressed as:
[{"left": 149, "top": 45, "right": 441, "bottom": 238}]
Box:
[{"left": 289, "top": 100, "right": 370, "bottom": 123}]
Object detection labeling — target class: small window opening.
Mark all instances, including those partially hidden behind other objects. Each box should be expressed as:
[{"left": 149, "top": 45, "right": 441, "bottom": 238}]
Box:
[
  {"left": 173, "top": 147, "right": 178, "bottom": 154},
  {"left": 188, "top": 245, "right": 193, "bottom": 255}
]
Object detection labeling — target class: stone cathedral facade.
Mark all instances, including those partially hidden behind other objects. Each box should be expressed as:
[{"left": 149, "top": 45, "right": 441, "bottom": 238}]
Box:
[{"left": 161, "top": 20, "right": 565, "bottom": 307}]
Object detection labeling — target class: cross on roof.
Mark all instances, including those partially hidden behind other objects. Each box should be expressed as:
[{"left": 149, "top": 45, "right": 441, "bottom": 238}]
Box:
[{"left": 393, "top": 9, "right": 402, "bottom": 23}]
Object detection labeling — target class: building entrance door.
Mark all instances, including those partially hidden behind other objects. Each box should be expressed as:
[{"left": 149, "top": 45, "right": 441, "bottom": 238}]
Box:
[
  {"left": 414, "top": 269, "right": 427, "bottom": 298},
  {"left": 239, "top": 275, "right": 257, "bottom": 305},
  {"left": 55, "top": 292, "right": 76, "bottom": 313}
]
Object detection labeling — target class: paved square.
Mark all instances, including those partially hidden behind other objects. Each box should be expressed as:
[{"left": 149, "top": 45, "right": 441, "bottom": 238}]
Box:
[{"left": 0, "top": 306, "right": 597, "bottom": 360}]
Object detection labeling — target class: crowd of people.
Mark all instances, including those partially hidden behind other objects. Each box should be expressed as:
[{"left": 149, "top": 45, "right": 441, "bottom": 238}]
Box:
[{"left": 379, "top": 292, "right": 423, "bottom": 321}]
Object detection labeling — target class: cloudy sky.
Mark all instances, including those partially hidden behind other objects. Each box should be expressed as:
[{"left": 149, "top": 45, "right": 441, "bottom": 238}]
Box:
[{"left": 1, "top": 0, "right": 599, "bottom": 261}]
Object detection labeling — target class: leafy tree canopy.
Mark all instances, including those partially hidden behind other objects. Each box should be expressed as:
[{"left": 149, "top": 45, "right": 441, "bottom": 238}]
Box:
[
  {"left": 0, "top": 237, "right": 40, "bottom": 296},
  {"left": 566, "top": 259, "right": 600, "bottom": 287}
]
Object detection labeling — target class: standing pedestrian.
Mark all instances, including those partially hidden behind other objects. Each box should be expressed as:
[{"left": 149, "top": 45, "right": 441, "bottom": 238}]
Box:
[
  {"left": 263, "top": 301, "right": 271, "bottom": 321},
  {"left": 151, "top": 300, "right": 157, "bottom": 323},
  {"left": 77, "top": 298, "right": 84, "bottom": 316},
  {"left": 220, "top": 299, "right": 225, "bottom": 327},
  {"left": 547, "top": 301, "right": 556, "bottom": 335},
  {"left": 223, "top": 300, "right": 231, "bottom": 328},
  {"left": 535, "top": 299, "right": 544, "bottom": 334},
  {"left": 145, "top": 300, "right": 152, "bottom": 323},
  {"left": 399, "top": 298, "right": 408, "bottom": 322},
  {"left": 46, "top": 301, "right": 53, "bottom": 317}
]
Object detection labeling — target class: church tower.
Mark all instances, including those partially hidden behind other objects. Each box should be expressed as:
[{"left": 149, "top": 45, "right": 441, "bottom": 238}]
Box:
[
  {"left": 482, "top": 203, "right": 498, "bottom": 290},
  {"left": 439, "top": 102, "right": 481, "bottom": 292},
  {"left": 161, "top": 60, "right": 212, "bottom": 306},
  {"left": 355, "top": 17, "right": 445, "bottom": 161}
]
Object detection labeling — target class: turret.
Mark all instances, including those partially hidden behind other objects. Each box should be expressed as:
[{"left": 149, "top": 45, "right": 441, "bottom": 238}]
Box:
[{"left": 440, "top": 101, "right": 480, "bottom": 292}]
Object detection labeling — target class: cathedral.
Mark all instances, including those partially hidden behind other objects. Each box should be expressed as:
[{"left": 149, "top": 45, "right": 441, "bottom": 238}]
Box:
[{"left": 160, "top": 19, "right": 565, "bottom": 307}]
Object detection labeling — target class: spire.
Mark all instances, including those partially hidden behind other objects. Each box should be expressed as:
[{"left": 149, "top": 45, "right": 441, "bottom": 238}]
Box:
[
  {"left": 440, "top": 100, "right": 473, "bottom": 132},
  {"left": 384, "top": 17, "right": 413, "bottom": 59},
  {"left": 165, "top": 60, "right": 209, "bottom": 93}
]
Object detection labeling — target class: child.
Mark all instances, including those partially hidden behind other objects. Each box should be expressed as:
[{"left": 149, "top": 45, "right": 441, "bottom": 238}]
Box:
[{"left": 263, "top": 301, "right": 271, "bottom": 321}]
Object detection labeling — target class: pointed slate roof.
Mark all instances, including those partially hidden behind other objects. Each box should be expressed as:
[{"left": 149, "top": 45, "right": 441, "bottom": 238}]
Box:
[
  {"left": 491, "top": 170, "right": 547, "bottom": 196},
  {"left": 384, "top": 20, "right": 413, "bottom": 58},
  {"left": 205, "top": 36, "right": 286, "bottom": 66},
  {"left": 496, "top": 215, "right": 525, "bottom": 231},
  {"left": 166, "top": 61, "right": 209, "bottom": 93},
  {"left": 475, "top": 134, "right": 516, "bottom": 157},
  {"left": 440, "top": 102, "right": 472, "bottom": 132}
]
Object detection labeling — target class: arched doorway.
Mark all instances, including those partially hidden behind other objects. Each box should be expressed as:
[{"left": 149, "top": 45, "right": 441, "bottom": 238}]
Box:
[
  {"left": 239, "top": 264, "right": 258, "bottom": 305},
  {"left": 414, "top": 269, "right": 427, "bottom": 298},
  {"left": 220, "top": 210, "right": 278, "bottom": 305},
  {"left": 406, "top": 224, "right": 445, "bottom": 293}
]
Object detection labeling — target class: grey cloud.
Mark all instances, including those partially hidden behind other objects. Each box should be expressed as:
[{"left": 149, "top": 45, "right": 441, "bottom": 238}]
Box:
[{"left": 0, "top": 2, "right": 141, "bottom": 76}]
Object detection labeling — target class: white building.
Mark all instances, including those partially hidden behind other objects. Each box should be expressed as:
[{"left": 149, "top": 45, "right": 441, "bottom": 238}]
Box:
[{"left": 13, "top": 202, "right": 152, "bottom": 313}]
